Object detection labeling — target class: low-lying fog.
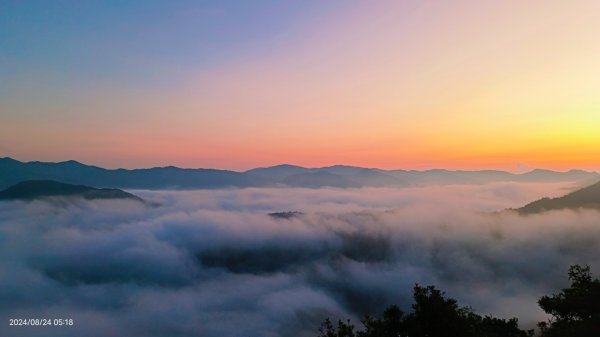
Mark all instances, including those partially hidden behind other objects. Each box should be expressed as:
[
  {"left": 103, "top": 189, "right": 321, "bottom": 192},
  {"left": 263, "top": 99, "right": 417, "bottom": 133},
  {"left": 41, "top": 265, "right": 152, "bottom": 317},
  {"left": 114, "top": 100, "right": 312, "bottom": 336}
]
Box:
[{"left": 1, "top": 182, "right": 599, "bottom": 337}]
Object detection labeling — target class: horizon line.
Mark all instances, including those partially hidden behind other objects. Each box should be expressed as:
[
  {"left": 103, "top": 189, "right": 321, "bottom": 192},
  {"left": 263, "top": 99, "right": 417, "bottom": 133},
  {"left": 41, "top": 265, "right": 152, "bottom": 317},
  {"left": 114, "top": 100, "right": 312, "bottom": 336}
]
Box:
[{"left": 2, "top": 156, "right": 598, "bottom": 175}]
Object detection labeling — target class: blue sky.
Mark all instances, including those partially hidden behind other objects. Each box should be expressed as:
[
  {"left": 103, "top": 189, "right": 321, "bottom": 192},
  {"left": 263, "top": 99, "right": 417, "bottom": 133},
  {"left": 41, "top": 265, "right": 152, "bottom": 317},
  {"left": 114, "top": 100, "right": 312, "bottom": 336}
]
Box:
[
  {"left": 1, "top": 1, "right": 342, "bottom": 88},
  {"left": 2, "top": 1, "right": 600, "bottom": 171}
]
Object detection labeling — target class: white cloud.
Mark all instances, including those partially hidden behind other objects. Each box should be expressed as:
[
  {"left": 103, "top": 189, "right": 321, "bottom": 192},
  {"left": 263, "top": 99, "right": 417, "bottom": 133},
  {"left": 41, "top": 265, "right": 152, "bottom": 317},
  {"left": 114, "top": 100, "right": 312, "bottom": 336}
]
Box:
[{"left": 0, "top": 182, "right": 598, "bottom": 336}]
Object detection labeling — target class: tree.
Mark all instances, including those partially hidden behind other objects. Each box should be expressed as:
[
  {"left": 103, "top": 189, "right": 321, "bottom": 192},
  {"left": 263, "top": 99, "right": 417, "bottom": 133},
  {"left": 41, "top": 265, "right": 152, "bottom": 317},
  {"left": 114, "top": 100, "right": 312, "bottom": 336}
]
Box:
[
  {"left": 317, "top": 306, "right": 404, "bottom": 337},
  {"left": 404, "top": 285, "right": 471, "bottom": 337},
  {"left": 538, "top": 265, "right": 600, "bottom": 337},
  {"left": 318, "top": 318, "right": 356, "bottom": 337},
  {"left": 405, "top": 285, "right": 532, "bottom": 337},
  {"left": 318, "top": 284, "right": 532, "bottom": 337},
  {"left": 360, "top": 305, "right": 405, "bottom": 337}
]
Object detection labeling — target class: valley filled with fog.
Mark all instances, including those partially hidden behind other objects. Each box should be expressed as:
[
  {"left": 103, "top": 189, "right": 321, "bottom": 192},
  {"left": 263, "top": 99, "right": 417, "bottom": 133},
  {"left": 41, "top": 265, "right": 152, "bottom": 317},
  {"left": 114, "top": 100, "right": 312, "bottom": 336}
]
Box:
[{"left": 1, "top": 182, "right": 599, "bottom": 337}]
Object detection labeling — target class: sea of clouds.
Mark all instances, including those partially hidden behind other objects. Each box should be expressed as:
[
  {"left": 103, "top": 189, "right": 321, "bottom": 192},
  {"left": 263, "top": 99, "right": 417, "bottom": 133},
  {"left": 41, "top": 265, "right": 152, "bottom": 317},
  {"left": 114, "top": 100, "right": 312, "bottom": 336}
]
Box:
[{"left": 1, "top": 182, "right": 600, "bottom": 337}]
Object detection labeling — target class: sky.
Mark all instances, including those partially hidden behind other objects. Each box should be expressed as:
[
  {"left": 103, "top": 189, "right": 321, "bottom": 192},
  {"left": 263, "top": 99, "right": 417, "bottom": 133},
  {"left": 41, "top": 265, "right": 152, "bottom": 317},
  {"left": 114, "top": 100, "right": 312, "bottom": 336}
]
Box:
[{"left": 1, "top": 0, "right": 600, "bottom": 171}]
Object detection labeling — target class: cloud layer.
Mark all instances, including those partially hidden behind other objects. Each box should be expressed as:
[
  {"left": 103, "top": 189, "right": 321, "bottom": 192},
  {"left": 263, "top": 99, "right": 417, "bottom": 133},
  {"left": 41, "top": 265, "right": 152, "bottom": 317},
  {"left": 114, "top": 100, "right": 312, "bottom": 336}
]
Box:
[{"left": 1, "top": 182, "right": 599, "bottom": 337}]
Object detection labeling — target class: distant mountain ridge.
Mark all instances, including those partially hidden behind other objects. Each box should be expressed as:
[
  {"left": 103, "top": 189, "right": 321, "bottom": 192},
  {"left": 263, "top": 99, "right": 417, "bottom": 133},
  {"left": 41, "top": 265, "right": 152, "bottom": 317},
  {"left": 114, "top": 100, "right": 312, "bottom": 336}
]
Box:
[
  {"left": 0, "top": 157, "right": 259, "bottom": 190},
  {"left": 516, "top": 180, "right": 600, "bottom": 214},
  {"left": 1, "top": 157, "right": 598, "bottom": 190},
  {"left": 0, "top": 180, "right": 144, "bottom": 202}
]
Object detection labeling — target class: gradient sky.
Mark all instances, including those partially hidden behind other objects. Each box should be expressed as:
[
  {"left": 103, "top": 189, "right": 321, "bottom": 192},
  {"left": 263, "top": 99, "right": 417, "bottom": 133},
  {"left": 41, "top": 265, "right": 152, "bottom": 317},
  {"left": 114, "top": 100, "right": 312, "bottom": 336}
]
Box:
[{"left": 1, "top": 0, "right": 600, "bottom": 171}]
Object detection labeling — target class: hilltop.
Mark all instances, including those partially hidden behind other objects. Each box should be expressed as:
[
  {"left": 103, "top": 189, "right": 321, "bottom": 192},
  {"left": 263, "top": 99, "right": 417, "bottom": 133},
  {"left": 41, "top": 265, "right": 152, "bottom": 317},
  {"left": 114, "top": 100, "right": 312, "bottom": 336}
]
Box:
[
  {"left": 0, "top": 180, "right": 144, "bottom": 203},
  {"left": 517, "top": 180, "right": 600, "bottom": 214}
]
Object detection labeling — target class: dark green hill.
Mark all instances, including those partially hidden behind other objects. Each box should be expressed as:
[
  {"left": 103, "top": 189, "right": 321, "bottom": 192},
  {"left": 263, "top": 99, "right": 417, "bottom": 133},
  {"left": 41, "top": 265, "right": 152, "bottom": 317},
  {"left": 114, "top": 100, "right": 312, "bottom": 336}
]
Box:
[
  {"left": 517, "top": 180, "right": 600, "bottom": 214},
  {"left": 0, "top": 180, "right": 144, "bottom": 202}
]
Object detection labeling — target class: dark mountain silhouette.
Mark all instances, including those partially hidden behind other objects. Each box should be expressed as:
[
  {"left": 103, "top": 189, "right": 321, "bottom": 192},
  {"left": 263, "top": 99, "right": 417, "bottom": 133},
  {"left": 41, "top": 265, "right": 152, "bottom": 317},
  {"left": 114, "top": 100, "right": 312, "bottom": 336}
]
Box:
[
  {"left": 1, "top": 157, "right": 598, "bottom": 190},
  {"left": 0, "top": 180, "right": 144, "bottom": 202},
  {"left": 319, "top": 165, "right": 406, "bottom": 186},
  {"left": 247, "top": 164, "right": 406, "bottom": 187},
  {"left": 0, "top": 157, "right": 263, "bottom": 190},
  {"left": 516, "top": 180, "right": 600, "bottom": 214},
  {"left": 245, "top": 164, "right": 308, "bottom": 182},
  {"left": 386, "top": 169, "right": 515, "bottom": 185},
  {"left": 518, "top": 168, "right": 596, "bottom": 182},
  {"left": 282, "top": 171, "right": 361, "bottom": 188}
]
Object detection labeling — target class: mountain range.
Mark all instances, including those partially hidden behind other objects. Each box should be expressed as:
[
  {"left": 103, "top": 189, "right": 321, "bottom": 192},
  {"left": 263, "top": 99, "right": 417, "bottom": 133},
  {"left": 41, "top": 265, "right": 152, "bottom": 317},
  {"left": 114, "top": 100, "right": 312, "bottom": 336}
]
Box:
[
  {"left": 1, "top": 157, "right": 598, "bottom": 190},
  {"left": 0, "top": 180, "right": 144, "bottom": 202}
]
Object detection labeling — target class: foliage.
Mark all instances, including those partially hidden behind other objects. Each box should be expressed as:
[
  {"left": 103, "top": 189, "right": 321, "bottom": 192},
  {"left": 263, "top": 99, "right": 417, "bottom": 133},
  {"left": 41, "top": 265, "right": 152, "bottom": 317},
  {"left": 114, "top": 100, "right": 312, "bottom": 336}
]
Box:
[
  {"left": 319, "top": 265, "right": 600, "bottom": 336},
  {"left": 537, "top": 265, "right": 600, "bottom": 337},
  {"left": 317, "top": 284, "right": 533, "bottom": 337}
]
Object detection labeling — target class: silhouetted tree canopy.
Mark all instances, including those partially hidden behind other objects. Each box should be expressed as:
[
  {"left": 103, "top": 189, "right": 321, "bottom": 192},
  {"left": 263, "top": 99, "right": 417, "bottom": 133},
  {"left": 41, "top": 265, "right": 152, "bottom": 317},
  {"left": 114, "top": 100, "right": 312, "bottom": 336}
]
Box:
[
  {"left": 318, "top": 284, "right": 533, "bottom": 337},
  {"left": 319, "top": 265, "right": 600, "bottom": 336},
  {"left": 538, "top": 265, "right": 600, "bottom": 337}
]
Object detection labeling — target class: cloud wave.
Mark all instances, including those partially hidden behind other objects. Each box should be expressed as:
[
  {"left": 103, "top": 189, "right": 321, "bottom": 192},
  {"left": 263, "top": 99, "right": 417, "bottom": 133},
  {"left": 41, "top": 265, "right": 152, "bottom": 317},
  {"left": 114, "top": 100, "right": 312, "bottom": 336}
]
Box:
[{"left": 1, "top": 182, "right": 599, "bottom": 337}]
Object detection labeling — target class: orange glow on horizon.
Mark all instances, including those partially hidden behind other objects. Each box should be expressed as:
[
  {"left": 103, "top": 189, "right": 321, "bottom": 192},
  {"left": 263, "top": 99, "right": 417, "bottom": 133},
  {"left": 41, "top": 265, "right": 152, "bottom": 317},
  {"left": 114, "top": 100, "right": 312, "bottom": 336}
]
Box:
[{"left": 2, "top": 1, "right": 600, "bottom": 171}]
